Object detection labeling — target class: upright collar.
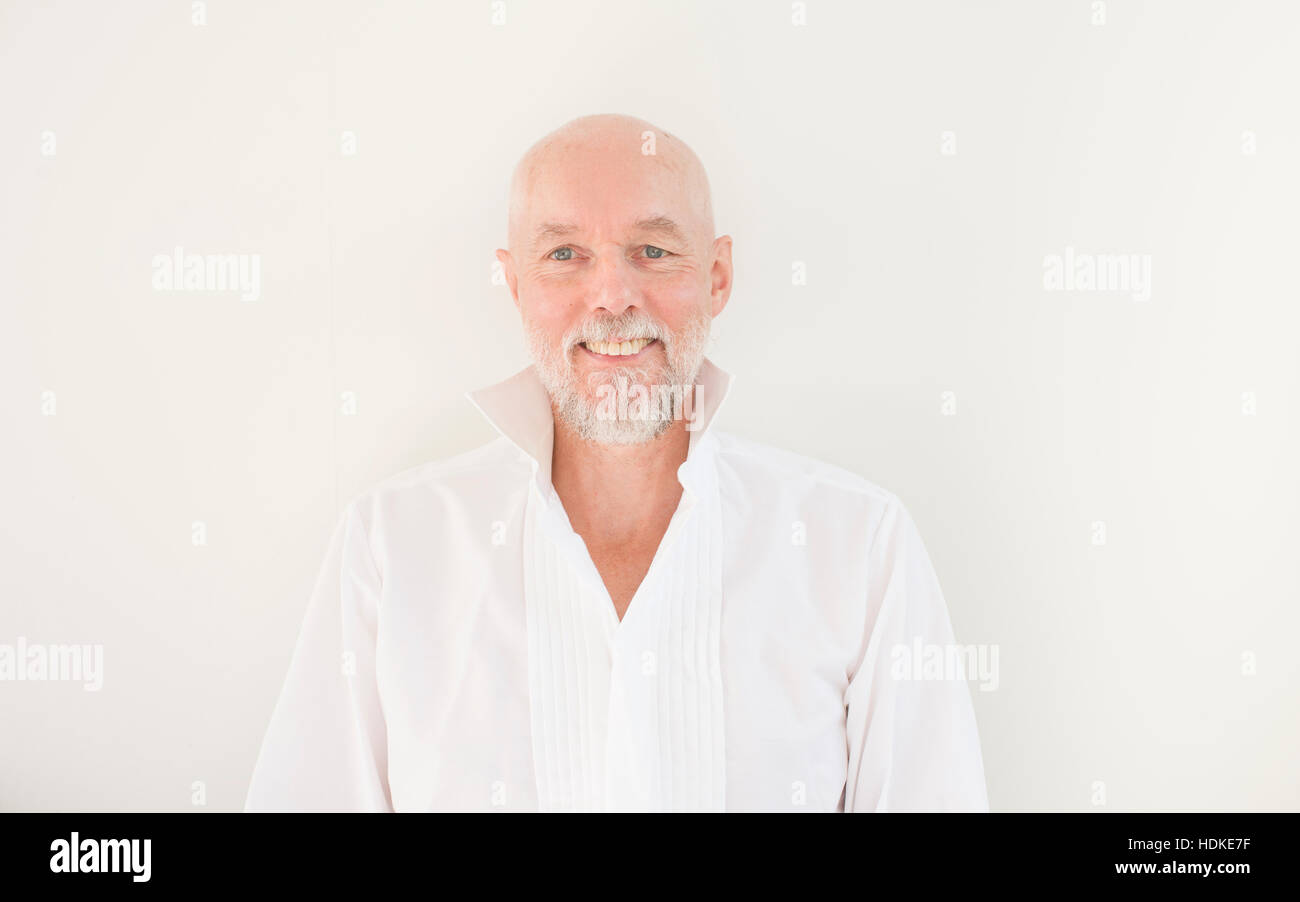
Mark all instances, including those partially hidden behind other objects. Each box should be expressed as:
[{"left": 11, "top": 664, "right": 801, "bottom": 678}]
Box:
[{"left": 465, "top": 356, "right": 735, "bottom": 503}]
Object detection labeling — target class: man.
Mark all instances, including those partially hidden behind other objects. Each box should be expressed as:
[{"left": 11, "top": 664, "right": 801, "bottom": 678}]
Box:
[{"left": 244, "top": 113, "right": 989, "bottom": 812}]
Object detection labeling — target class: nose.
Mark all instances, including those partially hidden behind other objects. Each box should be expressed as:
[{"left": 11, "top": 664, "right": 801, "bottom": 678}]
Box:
[{"left": 587, "top": 251, "right": 638, "bottom": 316}]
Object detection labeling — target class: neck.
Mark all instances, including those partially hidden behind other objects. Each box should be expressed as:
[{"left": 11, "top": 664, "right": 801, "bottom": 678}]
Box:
[{"left": 550, "top": 415, "right": 690, "bottom": 544}]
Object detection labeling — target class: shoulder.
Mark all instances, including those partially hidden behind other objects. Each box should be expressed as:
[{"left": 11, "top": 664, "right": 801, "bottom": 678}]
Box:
[
  {"left": 345, "top": 436, "right": 527, "bottom": 525},
  {"left": 710, "top": 429, "right": 915, "bottom": 544},
  {"left": 712, "top": 429, "right": 900, "bottom": 506}
]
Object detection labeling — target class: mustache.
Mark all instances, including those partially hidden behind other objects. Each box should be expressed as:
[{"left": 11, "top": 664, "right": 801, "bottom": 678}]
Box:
[{"left": 562, "top": 311, "right": 667, "bottom": 349}]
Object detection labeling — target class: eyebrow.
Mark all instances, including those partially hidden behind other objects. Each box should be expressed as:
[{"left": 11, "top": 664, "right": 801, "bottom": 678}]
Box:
[{"left": 531, "top": 216, "right": 689, "bottom": 251}]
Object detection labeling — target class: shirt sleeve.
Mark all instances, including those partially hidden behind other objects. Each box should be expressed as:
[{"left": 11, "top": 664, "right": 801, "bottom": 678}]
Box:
[
  {"left": 843, "top": 496, "right": 989, "bottom": 812},
  {"left": 244, "top": 499, "right": 393, "bottom": 812}
]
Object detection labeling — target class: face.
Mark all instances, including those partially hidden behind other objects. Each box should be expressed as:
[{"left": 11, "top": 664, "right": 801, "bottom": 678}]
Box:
[{"left": 498, "top": 133, "right": 732, "bottom": 445}]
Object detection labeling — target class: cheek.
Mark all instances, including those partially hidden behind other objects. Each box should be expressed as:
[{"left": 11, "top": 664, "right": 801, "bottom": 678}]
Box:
[
  {"left": 520, "top": 288, "right": 579, "bottom": 332},
  {"left": 520, "top": 284, "right": 582, "bottom": 326},
  {"left": 644, "top": 278, "right": 709, "bottom": 329}
]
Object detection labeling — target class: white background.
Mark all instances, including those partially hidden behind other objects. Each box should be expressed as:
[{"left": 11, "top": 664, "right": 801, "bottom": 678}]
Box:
[{"left": 2, "top": 0, "right": 1297, "bottom": 811}]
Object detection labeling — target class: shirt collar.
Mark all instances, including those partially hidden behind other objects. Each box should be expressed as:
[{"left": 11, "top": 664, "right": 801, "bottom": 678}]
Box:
[{"left": 465, "top": 356, "right": 734, "bottom": 502}]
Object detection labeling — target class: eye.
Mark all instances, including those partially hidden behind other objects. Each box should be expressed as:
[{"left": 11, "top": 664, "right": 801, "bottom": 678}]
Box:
[
  {"left": 549, "top": 247, "right": 575, "bottom": 261},
  {"left": 643, "top": 245, "right": 670, "bottom": 259}
]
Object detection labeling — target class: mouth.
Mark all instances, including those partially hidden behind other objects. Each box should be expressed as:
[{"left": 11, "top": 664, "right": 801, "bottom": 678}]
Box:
[{"left": 578, "top": 337, "right": 658, "bottom": 359}]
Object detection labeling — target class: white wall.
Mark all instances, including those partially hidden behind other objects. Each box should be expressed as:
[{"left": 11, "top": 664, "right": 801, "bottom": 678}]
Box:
[{"left": 2, "top": 0, "right": 1296, "bottom": 811}]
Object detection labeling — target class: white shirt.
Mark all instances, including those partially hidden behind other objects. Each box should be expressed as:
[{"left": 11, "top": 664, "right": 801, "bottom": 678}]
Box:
[{"left": 244, "top": 358, "right": 989, "bottom": 812}]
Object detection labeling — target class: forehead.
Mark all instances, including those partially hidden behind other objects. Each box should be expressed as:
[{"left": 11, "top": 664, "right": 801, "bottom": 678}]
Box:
[{"left": 518, "top": 141, "right": 698, "bottom": 239}]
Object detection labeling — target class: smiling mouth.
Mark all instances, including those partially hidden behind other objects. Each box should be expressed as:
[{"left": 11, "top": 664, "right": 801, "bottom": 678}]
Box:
[{"left": 579, "top": 337, "right": 657, "bottom": 357}]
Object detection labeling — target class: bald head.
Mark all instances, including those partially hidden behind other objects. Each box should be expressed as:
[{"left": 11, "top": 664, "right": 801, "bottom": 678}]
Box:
[{"left": 506, "top": 113, "right": 715, "bottom": 255}]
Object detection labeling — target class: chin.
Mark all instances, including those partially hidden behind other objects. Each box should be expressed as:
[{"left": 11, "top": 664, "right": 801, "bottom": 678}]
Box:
[
  {"left": 578, "top": 417, "right": 674, "bottom": 446},
  {"left": 554, "top": 390, "right": 676, "bottom": 446}
]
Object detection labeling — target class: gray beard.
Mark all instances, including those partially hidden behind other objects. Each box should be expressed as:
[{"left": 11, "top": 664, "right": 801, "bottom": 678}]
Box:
[{"left": 525, "top": 308, "right": 712, "bottom": 446}]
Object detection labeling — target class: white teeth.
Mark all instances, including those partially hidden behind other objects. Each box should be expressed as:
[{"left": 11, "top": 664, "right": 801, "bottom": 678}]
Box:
[{"left": 586, "top": 338, "right": 651, "bottom": 356}]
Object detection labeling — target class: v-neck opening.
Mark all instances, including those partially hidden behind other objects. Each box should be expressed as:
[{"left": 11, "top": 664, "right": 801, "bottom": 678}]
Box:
[
  {"left": 594, "top": 494, "right": 699, "bottom": 640},
  {"left": 545, "top": 487, "right": 699, "bottom": 642}
]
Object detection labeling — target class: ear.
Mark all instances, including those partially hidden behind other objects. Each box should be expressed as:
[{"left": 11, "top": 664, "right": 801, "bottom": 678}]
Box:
[
  {"left": 495, "top": 248, "right": 520, "bottom": 309},
  {"left": 708, "top": 235, "right": 733, "bottom": 317}
]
